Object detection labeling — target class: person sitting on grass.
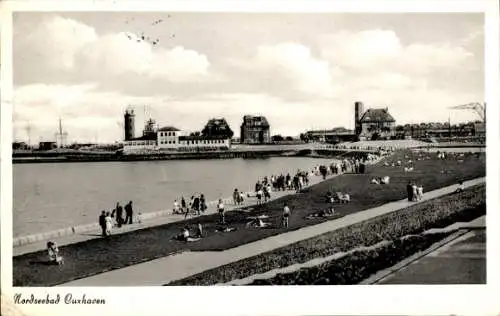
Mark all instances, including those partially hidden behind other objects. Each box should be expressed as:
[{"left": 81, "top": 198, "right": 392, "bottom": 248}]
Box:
[
  {"left": 174, "top": 226, "right": 202, "bottom": 242},
  {"left": 246, "top": 216, "right": 271, "bottom": 228},
  {"left": 338, "top": 192, "right": 350, "bottom": 203},
  {"left": 381, "top": 176, "right": 390, "bottom": 184},
  {"left": 455, "top": 181, "right": 465, "bottom": 193},
  {"left": 175, "top": 226, "right": 190, "bottom": 241},
  {"left": 215, "top": 224, "right": 237, "bottom": 233},
  {"left": 47, "top": 241, "right": 63, "bottom": 265}
]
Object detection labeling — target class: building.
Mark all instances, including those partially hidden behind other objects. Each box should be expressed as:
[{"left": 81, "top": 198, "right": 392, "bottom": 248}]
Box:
[
  {"left": 355, "top": 102, "right": 396, "bottom": 140},
  {"left": 38, "top": 141, "right": 57, "bottom": 151},
  {"left": 12, "top": 142, "right": 29, "bottom": 150},
  {"left": 122, "top": 110, "right": 232, "bottom": 154},
  {"left": 202, "top": 118, "right": 234, "bottom": 139},
  {"left": 304, "top": 128, "right": 356, "bottom": 143},
  {"left": 240, "top": 115, "right": 271, "bottom": 144}
]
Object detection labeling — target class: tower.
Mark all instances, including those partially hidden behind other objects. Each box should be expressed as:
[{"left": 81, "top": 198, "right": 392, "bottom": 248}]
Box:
[
  {"left": 54, "top": 118, "right": 68, "bottom": 148},
  {"left": 124, "top": 108, "right": 135, "bottom": 141},
  {"left": 354, "top": 101, "right": 364, "bottom": 135}
]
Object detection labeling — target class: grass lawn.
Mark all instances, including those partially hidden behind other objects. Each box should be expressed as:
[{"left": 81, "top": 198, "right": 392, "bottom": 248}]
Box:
[
  {"left": 170, "top": 185, "right": 485, "bottom": 285},
  {"left": 13, "top": 150, "right": 485, "bottom": 286}
]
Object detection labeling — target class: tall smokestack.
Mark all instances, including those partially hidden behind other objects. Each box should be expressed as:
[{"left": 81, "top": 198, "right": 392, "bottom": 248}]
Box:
[
  {"left": 354, "top": 101, "right": 364, "bottom": 135},
  {"left": 124, "top": 108, "right": 135, "bottom": 141}
]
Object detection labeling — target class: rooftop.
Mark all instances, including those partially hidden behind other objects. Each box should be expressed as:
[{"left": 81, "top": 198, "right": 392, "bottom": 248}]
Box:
[
  {"left": 129, "top": 134, "right": 157, "bottom": 141},
  {"left": 242, "top": 115, "right": 270, "bottom": 127},
  {"left": 158, "top": 126, "right": 180, "bottom": 132},
  {"left": 179, "top": 135, "right": 229, "bottom": 141},
  {"left": 360, "top": 108, "right": 395, "bottom": 123}
]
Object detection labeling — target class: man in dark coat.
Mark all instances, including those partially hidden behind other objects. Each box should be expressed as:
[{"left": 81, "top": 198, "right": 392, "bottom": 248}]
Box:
[
  {"left": 98, "top": 210, "right": 106, "bottom": 236},
  {"left": 406, "top": 182, "right": 413, "bottom": 202},
  {"left": 124, "top": 201, "right": 133, "bottom": 224},
  {"left": 193, "top": 196, "right": 200, "bottom": 215},
  {"left": 114, "top": 202, "right": 124, "bottom": 227}
]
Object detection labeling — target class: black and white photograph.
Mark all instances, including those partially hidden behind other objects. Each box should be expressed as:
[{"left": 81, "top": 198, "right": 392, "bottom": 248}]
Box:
[{"left": 1, "top": 1, "right": 499, "bottom": 315}]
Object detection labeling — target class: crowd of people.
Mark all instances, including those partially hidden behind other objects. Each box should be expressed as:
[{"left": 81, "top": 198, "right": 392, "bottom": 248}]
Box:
[{"left": 98, "top": 201, "right": 135, "bottom": 237}]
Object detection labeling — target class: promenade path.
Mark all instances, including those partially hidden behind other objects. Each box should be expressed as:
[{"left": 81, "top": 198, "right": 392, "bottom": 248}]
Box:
[
  {"left": 14, "top": 170, "right": 340, "bottom": 256},
  {"left": 374, "top": 216, "right": 486, "bottom": 284},
  {"left": 59, "top": 177, "right": 485, "bottom": 286}
]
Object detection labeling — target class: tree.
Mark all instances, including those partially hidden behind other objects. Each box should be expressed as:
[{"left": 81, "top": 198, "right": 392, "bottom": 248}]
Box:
[
  {"left": 272, "top": 135, "right": 284, "bottom": 142},
  {"left": 285, "top": 136, "right": 294, "bottom": 141}
]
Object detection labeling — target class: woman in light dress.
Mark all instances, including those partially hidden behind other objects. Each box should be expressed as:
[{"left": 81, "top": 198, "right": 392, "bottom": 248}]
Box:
[{"left": 105, "top": 211, "right": 113, "bottom": 236}]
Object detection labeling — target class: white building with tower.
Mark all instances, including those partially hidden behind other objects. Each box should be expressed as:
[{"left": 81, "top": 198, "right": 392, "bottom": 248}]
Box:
[{"left": 122, "top": 110, "right": 231, "bottom": 154}]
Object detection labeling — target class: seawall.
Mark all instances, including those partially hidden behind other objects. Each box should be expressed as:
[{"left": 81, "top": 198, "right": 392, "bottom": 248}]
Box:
[{"left": 12, "top": 146, "right": 379, "bottom": 164}]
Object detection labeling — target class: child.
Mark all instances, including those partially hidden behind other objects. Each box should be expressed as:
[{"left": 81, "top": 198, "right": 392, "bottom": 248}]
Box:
[
  {"left": 282, "top": 203, "right": 291, "bottom": 228},
  {"left": 47, "top": 241, "right": 63, "bottom": 265}
]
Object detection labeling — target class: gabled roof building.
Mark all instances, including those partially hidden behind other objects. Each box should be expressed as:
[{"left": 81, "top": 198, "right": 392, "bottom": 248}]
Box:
[{"left": 354, "top": 102, "right": 396, "bottom": 140}]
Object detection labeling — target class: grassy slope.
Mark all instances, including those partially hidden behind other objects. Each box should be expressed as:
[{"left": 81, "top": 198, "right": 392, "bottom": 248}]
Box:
[
  {"left": 13, "top": 150, "right": 485, "bottom": 286},
  {"left": 171, "top": 185, "right": 485, "bottom": 285}
]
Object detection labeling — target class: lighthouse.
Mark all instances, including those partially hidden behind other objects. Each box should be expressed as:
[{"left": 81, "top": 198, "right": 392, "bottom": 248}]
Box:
[{"left": 124, "top": 108, "right": 135, "bottom": 141}]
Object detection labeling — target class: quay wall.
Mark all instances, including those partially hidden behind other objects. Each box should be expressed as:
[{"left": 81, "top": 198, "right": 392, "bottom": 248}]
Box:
[
  {"left": 12, "top": 145, "right": 380, "bottom": 164},
  {"left": 12, "top": 195, "right": 244, "bottom": 247}
]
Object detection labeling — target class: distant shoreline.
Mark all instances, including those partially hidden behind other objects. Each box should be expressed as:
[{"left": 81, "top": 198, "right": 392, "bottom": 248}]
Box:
[
  {"left": 11, "top": 149, "right": 352, "bottom": 164},
  {"left": 11, "top": 142, "right": 485, "bottom": 164}
]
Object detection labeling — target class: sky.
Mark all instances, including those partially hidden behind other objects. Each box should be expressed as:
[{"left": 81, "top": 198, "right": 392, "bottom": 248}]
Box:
[{"left": 13, "top": 12, "right": 484, "bottom": 143}]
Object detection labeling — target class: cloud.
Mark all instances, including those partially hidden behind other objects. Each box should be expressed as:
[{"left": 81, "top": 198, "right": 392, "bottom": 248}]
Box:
[
  {"left": 18, "top": 15, "right": 211, "bottom": 84},
  {"left": 321, "top": 29, "right": 474, "bottom": 74},
  {"left": 229, "top": 42, "right": 337, "bottom": 99},
  {"left": 75, "top": 33, "right": 210, "bottom": 82}
]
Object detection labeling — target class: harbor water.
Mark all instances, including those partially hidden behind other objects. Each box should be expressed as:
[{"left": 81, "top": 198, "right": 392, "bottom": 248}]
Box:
[{"left": 13, "top": 157, "right": 334, "bottom": 237}]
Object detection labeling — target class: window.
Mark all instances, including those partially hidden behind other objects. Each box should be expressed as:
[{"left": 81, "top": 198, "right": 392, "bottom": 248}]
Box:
[{"left": 173, "top": 141, "right": 176, "bottom": 144}]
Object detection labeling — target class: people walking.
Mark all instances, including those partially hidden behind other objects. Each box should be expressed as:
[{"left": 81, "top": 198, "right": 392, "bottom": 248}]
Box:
[
  {"left": 124, "top": 201, "right": 133, "bottom": 224},
  {"left": 105, "top": 211, "right": 113, "bottom": 236},
  {"left": 193, "top": 195, "right": 201, "bottom": 215},
  {"left": 98, "top": 210, "right": 106, "bottom": 236},
  {"left": 217, "top": 198, "right": 225, "bottom": 224},
  {"left": 181, "top": 196, "right": 187, "bottom": 213},
  {"left": 185, "top": 196, "right": 195, "bottom": 219},
  {"left": 233, "top": 189, "right": 239, "bottom": 205},
  {"left": 113, "top": 202, "right": 123, "bottom": 227},
  {"left": 282, "top": 203, "right": 291, "bottom": 228},
  {"left": 200, "top": 194, "right": 207, "bottom": 213},
  {"left": 173, "top": 199, "right": 181, "bottom": 214},
  {"left": 406, "top": 181, "right": 413, "bottom": 202}
]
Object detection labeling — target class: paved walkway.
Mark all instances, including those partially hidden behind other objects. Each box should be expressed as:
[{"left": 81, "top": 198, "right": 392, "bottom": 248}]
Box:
[
  {"left": 14, "top": 171, "right": 338, "bottom": 256},
  {"left": 58, "top": 177, "right": 485, "bottom": 286},
  {"left": 375, "top": 218, "right": 486, "bottom": 284}
]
